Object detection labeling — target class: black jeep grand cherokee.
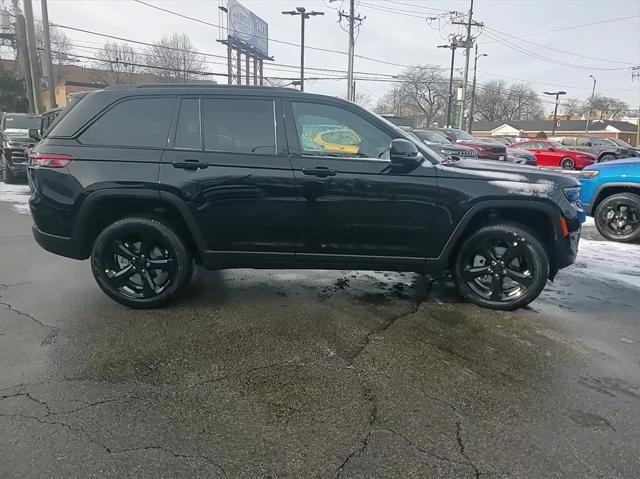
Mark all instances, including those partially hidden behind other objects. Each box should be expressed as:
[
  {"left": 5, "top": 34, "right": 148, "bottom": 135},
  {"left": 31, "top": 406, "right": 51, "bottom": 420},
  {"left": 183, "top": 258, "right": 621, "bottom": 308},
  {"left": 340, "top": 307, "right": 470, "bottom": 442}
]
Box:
[{"left": 28, "top": 85, "right": 582, "bottom": 310}]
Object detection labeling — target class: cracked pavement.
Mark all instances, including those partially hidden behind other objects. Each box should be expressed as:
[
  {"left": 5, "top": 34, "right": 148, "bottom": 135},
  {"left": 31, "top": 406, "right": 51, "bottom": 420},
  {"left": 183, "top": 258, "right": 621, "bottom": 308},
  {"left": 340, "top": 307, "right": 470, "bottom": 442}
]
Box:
[{"left": 1, "top": 196, "right": 640, "bottom": 477}]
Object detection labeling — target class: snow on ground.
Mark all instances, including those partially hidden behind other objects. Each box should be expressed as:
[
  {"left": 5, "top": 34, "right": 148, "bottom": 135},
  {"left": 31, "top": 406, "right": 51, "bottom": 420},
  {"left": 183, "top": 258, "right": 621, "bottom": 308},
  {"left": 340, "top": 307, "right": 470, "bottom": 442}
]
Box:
[
  {"left": 576, "top": 238, "right": 640, "bottom": 290},
  {"left": 0, "top": 182, "right": 30, "bottom": 215}
]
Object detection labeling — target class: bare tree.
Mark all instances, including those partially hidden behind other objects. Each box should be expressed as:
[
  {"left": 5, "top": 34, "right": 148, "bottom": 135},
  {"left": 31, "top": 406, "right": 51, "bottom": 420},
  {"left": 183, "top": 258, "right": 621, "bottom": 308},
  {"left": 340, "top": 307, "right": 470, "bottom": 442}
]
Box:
[
  {"left": 473, "top": 80, "right": 543, "bottom": 121},
  {"left": 94, "top": 42, "right": 140, "bottom": 84},
  {"left": 35, "top": 23, "right": 72, "bottom": 65},
  {"left": 352, "top": 91, "right": 373, "bottom": 108},
  {"left": 374, "top": 65, "right": 448, "bottom": 126},
  {"left": 561, "top": 97, "right": 582, "bottom": 117},
  {"left": 144, "top": 33, "right": 206, "bottom": 82}
]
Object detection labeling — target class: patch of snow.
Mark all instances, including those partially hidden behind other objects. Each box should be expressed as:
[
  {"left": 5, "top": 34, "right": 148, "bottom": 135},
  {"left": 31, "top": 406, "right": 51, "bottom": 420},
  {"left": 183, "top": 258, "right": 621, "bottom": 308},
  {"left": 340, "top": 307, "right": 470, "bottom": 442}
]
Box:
[
  {"left": 583, "top": 216, "right": 595, "bottom": 227},
  {"left": 0, "top": 182, "right": 31, "bottom": 215},
  {"left": 577, "top": 238, "right": 640, "bottom": 290}
]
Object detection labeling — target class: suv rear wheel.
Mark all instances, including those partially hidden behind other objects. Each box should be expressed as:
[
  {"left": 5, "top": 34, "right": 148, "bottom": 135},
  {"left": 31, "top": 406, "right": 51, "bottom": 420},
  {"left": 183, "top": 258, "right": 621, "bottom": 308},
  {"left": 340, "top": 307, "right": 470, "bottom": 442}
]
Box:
[
  {"left": 594, "top": 193, "right": 640, "bottom": 243},
  {"left": 91, "top": 217, "right": 192, "bottom": 308},
  {"left": 453, "top": 224, "right": 550, "bottom": 310},
  {"left": 599, "top": 154, "right": 615, "bottom": 163}
]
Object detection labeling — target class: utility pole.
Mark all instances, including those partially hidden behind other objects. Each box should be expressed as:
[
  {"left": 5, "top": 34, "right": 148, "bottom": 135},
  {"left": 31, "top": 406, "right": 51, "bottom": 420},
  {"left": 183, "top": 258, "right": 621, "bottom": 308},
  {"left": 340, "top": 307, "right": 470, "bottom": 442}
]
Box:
[
  {"left": 10, "top": 0, "right": 35, "bottom": 112},
  {"left": 452, "top": 0, "right": 482, "bottom": 130},
  {"left": 282, "top": 7, "right": 323, "bottom": 92},
  {"left": 468, "top": 44, "right": 487, "bottom": 134},
  {"left": 633, "top": 66, "right": 640, "bottom": 146},
  {"left": 22, "top": 0, "right": 43, "bottom": 113},
  {"left": 40, "top": 0, "right": 56, "bottom": 109},
  {"left": 543, "top": 90, "right": 566, "bottom": 135},
  {"left": 438, "top": 36, "right": 460, "bottom": 128},
  {"left": 585, "top": 75, "right": 596, "bottom": 133},
  {"left": 336, "top": 0, "right": 364, "bottom": 101}
]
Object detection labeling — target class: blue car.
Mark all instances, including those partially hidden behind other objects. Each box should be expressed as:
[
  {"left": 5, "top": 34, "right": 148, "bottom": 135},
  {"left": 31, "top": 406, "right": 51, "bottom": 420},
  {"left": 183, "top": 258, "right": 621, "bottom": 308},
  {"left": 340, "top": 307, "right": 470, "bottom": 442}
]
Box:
[{"left": 580, "top": 159, "right": 640, "bottom": 242}]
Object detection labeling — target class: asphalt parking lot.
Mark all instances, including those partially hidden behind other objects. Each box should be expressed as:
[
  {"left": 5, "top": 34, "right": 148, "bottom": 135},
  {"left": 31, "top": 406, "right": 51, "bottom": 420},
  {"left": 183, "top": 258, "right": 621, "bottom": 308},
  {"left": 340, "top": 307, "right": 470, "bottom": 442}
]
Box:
[{"left": 1, "top": 182, "right": 640, "bottom": 478}]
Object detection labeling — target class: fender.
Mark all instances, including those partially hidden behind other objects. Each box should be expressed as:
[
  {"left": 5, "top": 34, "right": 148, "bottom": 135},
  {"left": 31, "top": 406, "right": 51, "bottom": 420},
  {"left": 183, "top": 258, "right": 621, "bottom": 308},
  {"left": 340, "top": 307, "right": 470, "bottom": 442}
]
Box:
[
  {"left": 588, "top": 182, "right": 640, "bottom": 215},
  {"left": 72, "top": 188, "right": 207, "bottom": 254},
  {"left": 434, "top": 198, "right": 563, "bottom": 261}
]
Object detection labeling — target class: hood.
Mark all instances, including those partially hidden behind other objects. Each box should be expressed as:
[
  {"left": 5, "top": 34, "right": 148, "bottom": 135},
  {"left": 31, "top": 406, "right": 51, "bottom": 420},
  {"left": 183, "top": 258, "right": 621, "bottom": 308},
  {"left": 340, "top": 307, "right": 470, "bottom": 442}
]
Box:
[
  {"left": 439, "top": 143, "right": 475, "bottom": 152},
  {"left": 439, "top": 158, "right": 579, "bottom": 188},
  {"left": 585, "top": 158, "right": 640, "bottom": 171}
]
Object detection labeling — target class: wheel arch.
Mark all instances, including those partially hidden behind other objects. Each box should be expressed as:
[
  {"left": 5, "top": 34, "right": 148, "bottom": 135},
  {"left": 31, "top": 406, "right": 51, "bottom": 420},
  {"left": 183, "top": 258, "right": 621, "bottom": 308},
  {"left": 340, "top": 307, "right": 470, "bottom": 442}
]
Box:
[
  {"left": 72, "top": 189, "right": 206, "bottom": 260},
  {"left": 590, "top": 183, "right": 640, "bottom": 215},
  {"left": 439, "top": 200, "right": 563, "bottom": 277}
]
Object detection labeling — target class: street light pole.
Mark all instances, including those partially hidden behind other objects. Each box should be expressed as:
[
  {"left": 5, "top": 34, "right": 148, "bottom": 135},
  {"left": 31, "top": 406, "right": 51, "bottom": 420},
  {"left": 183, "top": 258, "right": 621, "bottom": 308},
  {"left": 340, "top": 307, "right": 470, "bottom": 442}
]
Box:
[
  {"left": 585, "top": 75, "right": 596, "bottom": 133},
  {"left": 543, "top": 90, "right": 566, "bottom": 135},
  {"left": 467, "top": 44, "right": 487, "bottom": 134},
  {"left": 282, "top": 7, "right": 324, "bottom": 92}
]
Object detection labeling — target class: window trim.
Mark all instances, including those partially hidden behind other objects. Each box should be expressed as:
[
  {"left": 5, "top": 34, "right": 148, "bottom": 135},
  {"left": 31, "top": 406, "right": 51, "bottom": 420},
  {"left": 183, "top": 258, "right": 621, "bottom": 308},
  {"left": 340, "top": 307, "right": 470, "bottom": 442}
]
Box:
[{"left": 76, "top": 95, "right": 177, "bottom": 149}]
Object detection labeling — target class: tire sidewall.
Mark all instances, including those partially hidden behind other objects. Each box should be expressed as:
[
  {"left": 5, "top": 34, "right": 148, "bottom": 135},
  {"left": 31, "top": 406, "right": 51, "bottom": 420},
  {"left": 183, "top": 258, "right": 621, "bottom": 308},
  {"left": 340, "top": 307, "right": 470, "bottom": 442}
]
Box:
[
  {"left": 454, "top": 224, "right": 550, "bottom": 310},
  {"left": 594, "top": 194, "right": 640, "bottom": 243},
  {"left": 91, "top": 218, "right": 191, "bottom": 308}
]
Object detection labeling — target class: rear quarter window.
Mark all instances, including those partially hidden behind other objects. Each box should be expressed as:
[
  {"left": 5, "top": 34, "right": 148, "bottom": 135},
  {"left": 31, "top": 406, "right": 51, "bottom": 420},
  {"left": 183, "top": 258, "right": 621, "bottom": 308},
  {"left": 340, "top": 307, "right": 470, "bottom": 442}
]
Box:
[{"left": 79, "top": 97, "right": 174, "bottom": 148}]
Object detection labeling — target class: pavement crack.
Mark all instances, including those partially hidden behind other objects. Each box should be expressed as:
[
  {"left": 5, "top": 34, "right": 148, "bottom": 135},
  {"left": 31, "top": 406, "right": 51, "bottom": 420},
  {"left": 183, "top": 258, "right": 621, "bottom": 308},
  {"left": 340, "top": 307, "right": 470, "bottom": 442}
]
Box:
[
  {"left": 456, "top": 421, "right": 481, "bottom": 479},
  {"left": 383, "top": 426, "right": 469, "bottom": 467},
  {"left": 0, "top": 301, "right": 65, "bottom": 333}
]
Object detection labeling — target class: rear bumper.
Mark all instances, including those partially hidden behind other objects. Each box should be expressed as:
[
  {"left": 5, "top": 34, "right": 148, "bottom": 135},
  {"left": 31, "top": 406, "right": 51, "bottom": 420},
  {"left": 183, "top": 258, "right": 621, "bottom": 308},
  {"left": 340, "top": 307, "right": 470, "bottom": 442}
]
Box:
[{"left": 32, "top": 225, "right": 86, "bottom": 260}]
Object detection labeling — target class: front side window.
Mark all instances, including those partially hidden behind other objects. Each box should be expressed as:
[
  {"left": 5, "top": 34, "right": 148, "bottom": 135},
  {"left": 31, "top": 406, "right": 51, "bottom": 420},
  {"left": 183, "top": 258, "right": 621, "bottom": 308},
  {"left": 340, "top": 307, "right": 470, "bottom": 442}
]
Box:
[
  {"left": 201, "top": 98, "right": 275, "bottom": 155},
  {"left": 80, "top": 97, "right": 174, "bottom": 148},
  {"left": 562, "top": 137, "right": 576, "bottom": 146},
  {"left": 291, "top": 102, "right": 392, "bottom": 159},
  {"left": 577, "top": 137, "right": 592, "bottom": 147}
]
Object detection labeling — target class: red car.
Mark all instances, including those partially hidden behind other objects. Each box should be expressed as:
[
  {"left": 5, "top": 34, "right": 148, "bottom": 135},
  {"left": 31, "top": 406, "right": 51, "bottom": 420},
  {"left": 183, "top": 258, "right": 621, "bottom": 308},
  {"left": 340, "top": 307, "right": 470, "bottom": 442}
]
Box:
[{"left": 512, "top": 140, "right": 596, "bottom": 170}]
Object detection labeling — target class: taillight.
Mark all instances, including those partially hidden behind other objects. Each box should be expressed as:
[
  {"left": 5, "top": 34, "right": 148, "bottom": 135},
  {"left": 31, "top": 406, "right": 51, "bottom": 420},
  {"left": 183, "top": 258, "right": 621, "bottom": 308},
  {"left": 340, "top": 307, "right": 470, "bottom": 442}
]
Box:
[{"left": 29, "top": 152, "right": 73, "bottom": 168}]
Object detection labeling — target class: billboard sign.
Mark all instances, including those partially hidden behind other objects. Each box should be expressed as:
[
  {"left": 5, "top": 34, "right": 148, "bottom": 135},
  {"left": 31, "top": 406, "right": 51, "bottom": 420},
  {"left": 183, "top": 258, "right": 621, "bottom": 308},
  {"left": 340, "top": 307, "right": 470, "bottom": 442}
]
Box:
[{"left": 227, "top": 0, "right": 269, "bottom": 56}]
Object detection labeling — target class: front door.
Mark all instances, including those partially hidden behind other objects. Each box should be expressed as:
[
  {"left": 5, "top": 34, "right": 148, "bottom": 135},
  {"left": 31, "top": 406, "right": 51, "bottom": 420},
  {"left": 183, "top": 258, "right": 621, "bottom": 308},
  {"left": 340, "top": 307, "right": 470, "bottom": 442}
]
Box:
[
  {"left": 160, "top": 96, "right": 299, "bottom": 254},
  {"left": 284, "top": 100, "right": 439, "bottom": 260}
]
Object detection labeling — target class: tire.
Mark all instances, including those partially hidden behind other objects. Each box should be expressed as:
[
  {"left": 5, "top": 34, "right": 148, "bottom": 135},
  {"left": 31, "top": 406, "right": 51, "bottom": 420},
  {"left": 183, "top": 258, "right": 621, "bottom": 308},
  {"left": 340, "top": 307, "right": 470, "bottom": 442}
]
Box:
[
  {"left": 599, "top": 154, "right": 615, "bottom": 163},
  {"left": 2, "top": 154, "right": 16, "bottom": 184},
  {"left": 594, "top": 193, "right": 640, "bottom": 243},
  {"left": 453, "top": 223, "right": 550, "bottom": 311},
  {"left": 91, "top": 217, "right": 192, "bottom": 308},
  {"left": 560, "top": 157, "right": 575, "bottom": 170}
]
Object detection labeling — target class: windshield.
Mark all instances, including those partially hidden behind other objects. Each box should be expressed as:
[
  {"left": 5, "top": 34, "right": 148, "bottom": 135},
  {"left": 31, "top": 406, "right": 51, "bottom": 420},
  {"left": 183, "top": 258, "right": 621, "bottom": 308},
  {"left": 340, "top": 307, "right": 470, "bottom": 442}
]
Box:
[
  {"left": 2, "top": 114, "right": 40, "bottom": 131},
  {"left": 611, "top": 138, "right": 632, "bottom": 148},
  {"left": 447, "top": 128, "right": 476, "bottom": 141},
  {"left": 413, "top": 130, "right": 451, "bottom": 145}
]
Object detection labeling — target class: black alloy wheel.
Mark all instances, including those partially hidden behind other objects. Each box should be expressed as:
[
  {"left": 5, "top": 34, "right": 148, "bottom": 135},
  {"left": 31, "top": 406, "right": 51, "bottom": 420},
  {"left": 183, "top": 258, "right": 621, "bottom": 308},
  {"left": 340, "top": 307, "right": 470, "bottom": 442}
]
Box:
[
  {"left": 91, "top": 218, "right": 191, "bottom": 308},
  {"left": 560, "top": 157, "right": 575, "bottom": 170},
  {"left": 594, "top": 193, "right": 640, "bottom": 243},
  {"left": 454, "top": 224, "right": 549, "bottom": 310}
]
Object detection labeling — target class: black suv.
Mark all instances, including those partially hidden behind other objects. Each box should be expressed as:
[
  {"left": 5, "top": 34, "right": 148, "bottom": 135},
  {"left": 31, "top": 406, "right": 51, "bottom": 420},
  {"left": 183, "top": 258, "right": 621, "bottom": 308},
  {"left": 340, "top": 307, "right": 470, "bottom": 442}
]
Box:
[
  {"left": 1, "top": 112, "right": 41, "bottom": 183},
  {"left": 28, "top": 85, "right": 583, "bottom": 310}
]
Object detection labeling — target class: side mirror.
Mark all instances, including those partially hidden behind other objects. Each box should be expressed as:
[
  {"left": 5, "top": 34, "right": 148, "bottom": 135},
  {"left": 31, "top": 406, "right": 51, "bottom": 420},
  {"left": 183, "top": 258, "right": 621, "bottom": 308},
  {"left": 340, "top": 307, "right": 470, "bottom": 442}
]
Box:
[
  {"left": 390, "top": 138, "right": 421, "bottom": 166},
  {"left": 28, "top": 128, "right": 41, "bottom": 140}
]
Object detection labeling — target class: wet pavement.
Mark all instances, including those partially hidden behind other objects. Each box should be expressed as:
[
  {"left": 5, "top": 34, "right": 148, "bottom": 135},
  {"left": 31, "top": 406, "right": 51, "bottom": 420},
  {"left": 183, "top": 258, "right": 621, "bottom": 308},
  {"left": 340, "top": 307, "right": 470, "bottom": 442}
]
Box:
[{"left": 1, "top": 183, "right": 640, "bottom": 478}]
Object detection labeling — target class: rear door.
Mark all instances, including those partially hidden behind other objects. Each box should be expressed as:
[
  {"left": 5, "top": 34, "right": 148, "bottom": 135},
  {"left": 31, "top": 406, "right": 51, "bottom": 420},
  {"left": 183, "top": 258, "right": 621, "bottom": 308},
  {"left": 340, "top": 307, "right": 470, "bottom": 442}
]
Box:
[
  {"left": 160, "top": 95, "right": 299, "bottom": 254},
  {"left": 284, "top": 99, "right": 440, "bottom": 260}
]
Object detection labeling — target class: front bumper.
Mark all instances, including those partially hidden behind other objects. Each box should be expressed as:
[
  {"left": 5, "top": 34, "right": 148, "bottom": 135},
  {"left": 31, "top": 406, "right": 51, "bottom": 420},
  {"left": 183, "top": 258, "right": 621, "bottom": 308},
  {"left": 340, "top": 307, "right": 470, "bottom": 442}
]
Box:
[{"left": 32, "top": 225, "right": 86, "bottom": 260}]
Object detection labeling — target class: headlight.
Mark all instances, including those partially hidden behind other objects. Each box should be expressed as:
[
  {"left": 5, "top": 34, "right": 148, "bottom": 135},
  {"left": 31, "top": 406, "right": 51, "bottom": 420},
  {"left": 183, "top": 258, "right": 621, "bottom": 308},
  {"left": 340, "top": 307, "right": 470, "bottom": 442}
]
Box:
[
  {"left": 579, "top": 170, "right": 599, "bottom": 179},
  {"left": 563, "top": 186, "right": 581, "bottom": 203}
]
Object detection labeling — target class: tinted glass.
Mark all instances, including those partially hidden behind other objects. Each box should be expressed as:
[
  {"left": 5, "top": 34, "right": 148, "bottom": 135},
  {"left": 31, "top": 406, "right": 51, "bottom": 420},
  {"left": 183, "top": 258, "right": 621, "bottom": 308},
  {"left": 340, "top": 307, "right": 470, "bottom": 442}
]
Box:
[
  {"left": 202, "top": 98, "right": 275, "bottom": 154},
  {"left": 80, "top": 97, "right": 174, "bottom": 148},
  {"left": 447, "top": 129, "right": 475, "bottom": 141},
  {"left": 413, "top": 130, "right": 450, "bottom": 144},
  {"left": 2, "top": 114, "right": 40, "bottom": 130},
  {"left": 562, "top": 137, "right": 576, "bottom": 146},
  {"left": 174, "top": 98, "right": 201, "bottom": 149},
  {"left": 577, "top": 137, "right": 592, "bottom": 146},
  {"left": 291, "top": 102, "right": 392, "bottom": 159}
]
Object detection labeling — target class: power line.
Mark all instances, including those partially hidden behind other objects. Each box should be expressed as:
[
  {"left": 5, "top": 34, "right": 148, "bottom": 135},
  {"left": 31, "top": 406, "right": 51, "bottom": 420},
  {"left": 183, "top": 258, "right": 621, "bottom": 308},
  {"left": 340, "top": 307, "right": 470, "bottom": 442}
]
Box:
[
  {"left": 484, "top": 26, "right": 635, "bottom": 66},
  {"left": 482, "top": 29, "right": 632, "bottom": 71},
  {"left": 479, "top": 14, "right": 640, "bottom": 44},
  {"left": 381, "top": 0, "right": 451, "bottom": 13}
]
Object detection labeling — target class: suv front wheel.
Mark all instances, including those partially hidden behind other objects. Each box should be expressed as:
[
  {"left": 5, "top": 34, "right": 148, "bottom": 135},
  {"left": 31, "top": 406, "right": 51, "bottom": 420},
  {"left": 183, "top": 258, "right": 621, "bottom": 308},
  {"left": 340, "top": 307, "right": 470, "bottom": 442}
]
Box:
[
  {"left": 91, "top": 217, "right": 192, "bottom": 308},
  {"left": 594, "top": 193, "right": 640, "bottom": 243},
  {"left": 453, "top": 224, "right": 550, "bottom": 310}
]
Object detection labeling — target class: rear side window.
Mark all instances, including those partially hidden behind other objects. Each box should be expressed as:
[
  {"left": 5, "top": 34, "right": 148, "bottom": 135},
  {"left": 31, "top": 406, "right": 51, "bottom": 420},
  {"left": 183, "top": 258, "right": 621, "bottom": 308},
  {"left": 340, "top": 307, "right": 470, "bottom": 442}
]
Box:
[
  {"left": 79, "top": 97, "right": 174, "bottom": 148},
  {"left": 174, "top": 98, "right": 201, "bottom": 149},
  {"left": 201, "top": 98, "right": 276, "bottom": 154}
]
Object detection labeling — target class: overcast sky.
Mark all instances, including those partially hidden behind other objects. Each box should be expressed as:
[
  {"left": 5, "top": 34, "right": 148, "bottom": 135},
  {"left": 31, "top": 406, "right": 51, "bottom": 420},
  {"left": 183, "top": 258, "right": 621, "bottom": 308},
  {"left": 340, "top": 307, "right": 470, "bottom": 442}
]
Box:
[{"left": 30, "top": 0, "right": 640, "bottom": 113}]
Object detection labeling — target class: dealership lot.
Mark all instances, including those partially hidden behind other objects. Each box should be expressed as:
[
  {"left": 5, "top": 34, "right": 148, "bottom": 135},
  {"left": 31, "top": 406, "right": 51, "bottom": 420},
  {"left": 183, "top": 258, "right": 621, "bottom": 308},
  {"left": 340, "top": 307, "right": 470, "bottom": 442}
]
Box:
[{"left": 1, "top": 185, "right": 639, "bottom": 477}]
